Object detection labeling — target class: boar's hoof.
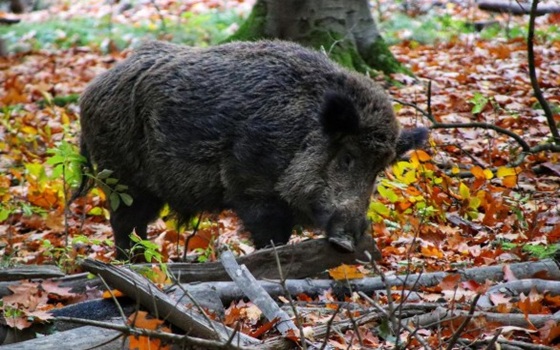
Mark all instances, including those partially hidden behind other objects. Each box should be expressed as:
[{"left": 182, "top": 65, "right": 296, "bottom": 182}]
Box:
[{"left": 328, "top": 236, "right": 355, "bottom": 253}]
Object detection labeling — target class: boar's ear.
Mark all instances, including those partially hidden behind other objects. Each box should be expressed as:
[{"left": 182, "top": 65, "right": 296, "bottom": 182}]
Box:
[
  {"left": 320, "top": 91, "right": 360, "bottom": 138},
  {"left": 396, "top": 127, "right": 429, "bottom": 158}
]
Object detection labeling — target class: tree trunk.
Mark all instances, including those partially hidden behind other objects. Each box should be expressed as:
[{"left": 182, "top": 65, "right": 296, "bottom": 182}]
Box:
[{"left": 227, "top": 0, "right": 405, "bottom": 75}]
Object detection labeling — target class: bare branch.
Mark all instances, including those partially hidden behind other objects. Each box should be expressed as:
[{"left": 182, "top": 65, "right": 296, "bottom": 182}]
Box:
[{"left": 527, "top": 0, "right": 560, "bottom": 144}]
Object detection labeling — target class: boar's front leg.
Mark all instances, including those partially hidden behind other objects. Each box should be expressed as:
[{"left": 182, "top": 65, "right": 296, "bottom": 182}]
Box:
[
  {"left": 109, "top": 190, "right": 164, "bottom": 259},
  {"left": 233, "top": 198, "right": 295, "bottom": 249}
]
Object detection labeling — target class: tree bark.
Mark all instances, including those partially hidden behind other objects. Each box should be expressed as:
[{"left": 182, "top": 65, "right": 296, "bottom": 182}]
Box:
[{"left": 228, "top": 0, "right": 405, "bottom": 75}]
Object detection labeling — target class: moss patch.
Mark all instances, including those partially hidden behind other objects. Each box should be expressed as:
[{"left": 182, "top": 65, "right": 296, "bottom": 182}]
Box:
[
  {"left": 224, "top": 5, "right": 407, "bottom": 76},
  {"left": 299, "top": 30, "right": 372, "bottom": 74},
  {"left": 362, "top": 39, "right": 410, "bottom": 75},
  {"left": 224, "top": 0, "right": 268, "bottom": 42}
]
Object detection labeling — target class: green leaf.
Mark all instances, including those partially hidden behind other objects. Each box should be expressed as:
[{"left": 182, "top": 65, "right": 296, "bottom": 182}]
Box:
[
  {"left": 87, "top": 207, "right": 104, "bottom": 216},
  {"left": 377, "top": 185, "right": 398, "bottom": 203},
  {"left": 51, "top": 164, "right": 64, "bottom": 179},
  {"left": 105, "top": 178, "right": 119, "bottom": 185},
  {"left": 25, "top": 163, "right": 46, "bottom": 180},
  {"left": 119, "top": 193, "right": 133, "bottom": 206},
  {"left": 470, "top": 92, "right": 489, "bottom": 114},
  {"left": 109, "top": 192, "right": 120, "bottom": 211},
  {"left": 0, "top": 208, "right": 11, "bottom": 222},
  {"left": 46, "top": 154, "right": 65, "bottom": 165},
  {"left": 114, "top": 184, "right": 128, "bottom": 192},
  {"left": 370, "top": 202, "right": 390, "bottom": 217},
  {"left": 97, "top": 169, "right": 114, "bottom": 179}
]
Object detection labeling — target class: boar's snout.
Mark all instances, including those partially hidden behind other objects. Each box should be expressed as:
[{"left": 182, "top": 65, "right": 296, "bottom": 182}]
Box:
[{"left": 326, "top": 211, "right": 369, "bottom": 253}]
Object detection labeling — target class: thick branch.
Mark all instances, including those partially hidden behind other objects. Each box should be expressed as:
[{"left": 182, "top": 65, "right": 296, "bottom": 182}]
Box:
[
  {"left": 527, "top": 0, "right": 560, "bottom": 144},
  {"left": 220, "top": 251, "right": 297, "bottom": 336},
  {"left": 478, "top": 0, "right": 560, "bottom": 15},
  {"left": 80, "top": 259, "right": 260, "bottom": 346},
  {"left": 430, "top": 122, "right": 532, "bottom": 152},
  {"left": 393, "top": 99, "right": 560, "bottom": 157}
]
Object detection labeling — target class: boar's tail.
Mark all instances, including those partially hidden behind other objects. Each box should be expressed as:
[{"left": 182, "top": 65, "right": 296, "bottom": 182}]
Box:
[{"left": 69, "top": 139, "right": 94, "bottom": 204}]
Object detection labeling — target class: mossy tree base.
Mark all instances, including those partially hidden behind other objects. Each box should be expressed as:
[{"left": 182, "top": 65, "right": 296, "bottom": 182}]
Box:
[{"left": 225, "top": 0, "right": 407, "bottom": 76}]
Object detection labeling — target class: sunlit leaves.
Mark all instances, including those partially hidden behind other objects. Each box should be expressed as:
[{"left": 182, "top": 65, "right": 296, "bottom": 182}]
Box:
[
  {"left": 328, "top": 264, "right": 364, "bottom": 280},
  {"left": 497, "top": 166, "right": 519, "bottom": 188},
  {"left": 471, "top": 166, "right": 493, "bottom": 180},
  {"left": 46, "top": 140, "right": 86, "bottom": 188}
]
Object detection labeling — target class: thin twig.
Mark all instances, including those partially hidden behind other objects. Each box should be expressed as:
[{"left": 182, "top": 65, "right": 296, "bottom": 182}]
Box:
[
  {"left": 53, "top": 316, "right": 248, "bottom": 350},
  {"left": 445, "top": 293, "right": 481, "bottom": 350},
  {"left": 183, "top": 212, "right": 203, "bottom": 261},
  {"left": 358, "top": 291, "right": 433, "bottom": 350},
  {"left": 320, "top": 305, "right": 341, "bottom": 350},
  {"left": 271, "top": 243, "right": 308, "bottom": 349}
]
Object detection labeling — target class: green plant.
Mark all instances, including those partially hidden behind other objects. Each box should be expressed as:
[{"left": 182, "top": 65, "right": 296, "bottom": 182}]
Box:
[
  {"left": 469, "top": 92, "right": 489, "bottom": 114},
  {"left": 193, "top": 245, "right": 215, "bottom": 263},
  {"left": 47, "top": 140, "right": 86, "bottom": 189},
  {"left": 90, "top": 169, "right": 133, "bottom": 212},
  {"left": 41, "top": 239, "right": 77, "bottom": 272},
  {"left": 129, "top": 234, "right": 169, "bottom": 277}
]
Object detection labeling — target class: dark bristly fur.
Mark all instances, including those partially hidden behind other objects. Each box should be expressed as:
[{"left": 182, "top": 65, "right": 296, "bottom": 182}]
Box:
[{"left": 78, "top": 40, "right": 428, "bottom": 258}]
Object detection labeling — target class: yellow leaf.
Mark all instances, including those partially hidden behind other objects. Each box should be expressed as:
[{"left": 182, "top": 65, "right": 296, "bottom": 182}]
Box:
[
  {"left": 21, "top": 125, "right": 37, "bottom": 135},
  {"left": 459, "top": 182, "right": 470, "bottom": 199},
  {"left": 39, "top": 90, "right": 53, "bottom": 106},
  {"left": 469, "top": 197, "right": 481, "bottom": 209},
  {"left": 392, "top": 163, "right": 403, "bottom": 178},
  {"left": 451, "top": 166, "right": 460, "bottom": 174},
  {"left": 483, "top": 168, "right": 494, "bottom": 180},
  {"left": 328, "top": 264, "right": 364, "bottom": 280},
  {"left": 497, "top": 166, "right": 516, "bottom": 178},
  {"left": 61, "top": 111, "right": 70, "bottom": 125},
  {"left": 403, "top": 169, "right": 417, "bottom": 184}
]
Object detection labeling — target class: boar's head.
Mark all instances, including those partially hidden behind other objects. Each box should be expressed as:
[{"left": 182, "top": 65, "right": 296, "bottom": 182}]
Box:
[{"left": 278, "top": 90, "right": 428, "bottom": 253}]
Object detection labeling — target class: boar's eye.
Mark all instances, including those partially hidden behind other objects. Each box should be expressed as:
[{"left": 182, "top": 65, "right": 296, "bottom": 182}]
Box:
[{"left": 339, "top": 152, "right": 355, "bottom": 170}]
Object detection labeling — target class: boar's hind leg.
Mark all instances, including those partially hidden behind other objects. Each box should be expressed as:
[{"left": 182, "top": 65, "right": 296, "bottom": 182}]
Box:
[
  {"left": 110, "top": 191, "right": 164, "bottom": 259},
  {"left": 234, "top": 199, "right": 295, "bottom": 249}
]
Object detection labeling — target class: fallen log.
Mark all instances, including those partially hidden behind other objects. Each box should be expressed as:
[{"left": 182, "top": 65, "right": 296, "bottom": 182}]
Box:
[
  {"left": 0, "top": 265, "right": 64, "bottom": 281},
  {"left": 174, "top": 258, "right": 560, "bottom": 306},
  {"left": 478, "top": 0, "right": 560, "bottom": 15},
  {"left": 35, "top": 235, "right": 379, "bottom": 296},
  {"left": 0, "top": 325, "right": 124, "bottom": 350},
  {"left": 165, "top": 234, "right": 380, "bottom": 282}
]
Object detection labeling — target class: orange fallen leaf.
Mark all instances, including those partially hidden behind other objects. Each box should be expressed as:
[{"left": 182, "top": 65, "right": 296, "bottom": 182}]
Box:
[{"left": 328, "top": 264, "right": 364, "bottom": 280}]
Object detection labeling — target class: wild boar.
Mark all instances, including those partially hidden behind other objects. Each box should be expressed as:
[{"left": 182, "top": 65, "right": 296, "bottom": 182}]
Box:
[{"left": 77, "top": 40, "right": 428, "bottom": 258}]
